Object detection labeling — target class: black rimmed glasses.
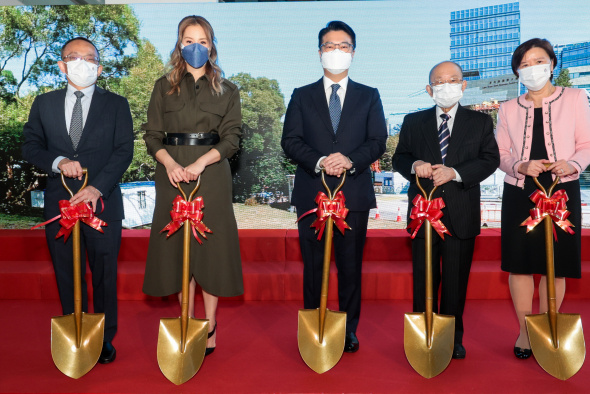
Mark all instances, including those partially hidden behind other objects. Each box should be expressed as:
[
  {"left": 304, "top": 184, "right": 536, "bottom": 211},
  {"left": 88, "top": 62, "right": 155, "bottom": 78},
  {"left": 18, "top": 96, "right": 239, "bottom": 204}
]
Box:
[{"left": 320, "top": 42, "right": 354, "bottom": 53}]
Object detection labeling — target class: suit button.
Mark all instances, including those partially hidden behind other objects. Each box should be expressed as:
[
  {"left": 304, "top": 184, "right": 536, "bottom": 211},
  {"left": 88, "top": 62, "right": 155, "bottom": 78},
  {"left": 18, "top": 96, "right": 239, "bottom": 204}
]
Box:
[
  {"left": 333, "top": 140, "right": 337, "bottom": 144},
  {"left": 73, "top": 154, "right": 78, "bottom": 158}
]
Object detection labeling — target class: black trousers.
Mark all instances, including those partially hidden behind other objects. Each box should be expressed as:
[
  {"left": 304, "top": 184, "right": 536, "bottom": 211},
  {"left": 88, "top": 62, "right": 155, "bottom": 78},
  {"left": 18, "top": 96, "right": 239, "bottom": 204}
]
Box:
[
  {"left": 297, "top": 209, "right": 369, "bottom": 334},
  {"left": 411, "top": 234, "right": 475, "bottom": 344},
  {"left": 45, "top": 219, "right": 121, "bottom": 342}
]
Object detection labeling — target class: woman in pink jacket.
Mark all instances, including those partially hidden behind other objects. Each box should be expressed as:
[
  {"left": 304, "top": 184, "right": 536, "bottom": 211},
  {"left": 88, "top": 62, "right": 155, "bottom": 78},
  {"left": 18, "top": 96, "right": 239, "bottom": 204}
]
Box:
[{"left": 497, "top": 38, "right": 590, "bottom": 360}]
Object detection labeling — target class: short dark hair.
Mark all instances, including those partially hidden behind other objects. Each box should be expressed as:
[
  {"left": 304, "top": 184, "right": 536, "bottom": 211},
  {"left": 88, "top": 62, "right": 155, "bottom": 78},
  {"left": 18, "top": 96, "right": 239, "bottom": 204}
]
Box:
[
  {"left": 61, "top": 37, "right": 100, "bottom": 62},
  {"left": 511, "top": 38, "right": 557, "bottom": 79},
  {"left": 318, "top": 21, "right": 356, "bottom": 50}
]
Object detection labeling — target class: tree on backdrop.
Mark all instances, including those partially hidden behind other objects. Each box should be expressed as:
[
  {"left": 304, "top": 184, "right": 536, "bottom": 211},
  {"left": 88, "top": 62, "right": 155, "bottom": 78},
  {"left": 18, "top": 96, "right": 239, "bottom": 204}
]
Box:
[
  {"left": 554, "top": 68, "right": 572, "bottom": 88},
  {"left": 379, "top": 132, "right": 400, "bottom": 172},
  {"left": 111, "top": 40, "right": 164, "bottom": 183},
  {"left": 0, "top": 5, "right": 140, "bottom": 208},
  {"left": 228, "top": 72, "right": 293, "bottom": 203},
  {"left": 0, "top": 5, "right": 140, "bottom": 97}
]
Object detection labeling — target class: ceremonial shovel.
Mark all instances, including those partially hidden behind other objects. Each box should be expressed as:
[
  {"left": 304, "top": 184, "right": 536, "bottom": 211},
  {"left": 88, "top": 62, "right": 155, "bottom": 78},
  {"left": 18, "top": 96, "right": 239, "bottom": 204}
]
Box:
[
  {"left": 51, "top": 169, "right": 105, "bottom": 379},
  {"left": 157, "top": 178, "right": 209, "bottom": 385},
  {"left": 525, "top": 169, "right": 585, "bottom": 380},
  {"left": 298, "top": 170, "right": 347, "bottom": 374},
  {"left": 404, "top": 175, "right": 454, "bottom": 378}
]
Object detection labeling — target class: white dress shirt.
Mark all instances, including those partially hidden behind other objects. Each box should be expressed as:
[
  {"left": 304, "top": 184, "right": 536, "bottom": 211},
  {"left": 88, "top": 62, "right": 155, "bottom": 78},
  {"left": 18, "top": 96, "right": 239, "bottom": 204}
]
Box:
[
  {"left": 52, "top": 83, "right": 96, "bottom": 173},
  {"left": 411, "top": 103, "right": 462, "bottom": 182}
]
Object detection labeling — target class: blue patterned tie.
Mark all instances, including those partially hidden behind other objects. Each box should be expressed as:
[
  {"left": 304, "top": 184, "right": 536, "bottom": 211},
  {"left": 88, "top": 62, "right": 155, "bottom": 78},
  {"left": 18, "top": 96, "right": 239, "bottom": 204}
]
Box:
[
  {"left": 69, "top": 91, "right": 84, "bottom": 150},
  {"left": 439, "top": 113, "right": 450, "bottom": 164},
  {"left": 329, "top": 84, "right": 341, "bottom": 133}
]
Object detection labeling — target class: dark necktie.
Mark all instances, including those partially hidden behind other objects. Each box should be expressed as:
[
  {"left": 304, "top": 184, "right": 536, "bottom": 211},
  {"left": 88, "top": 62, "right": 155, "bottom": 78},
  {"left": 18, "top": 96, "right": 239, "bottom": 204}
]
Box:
[
  {"left": 70, "top": 91, "right": 84, "bottom": 150},
  {"left": 439, "top": 113, "right": 451, "bottom": 164},
  {"left": 329, "top": 84, "right": 341, "bottom": 133}
]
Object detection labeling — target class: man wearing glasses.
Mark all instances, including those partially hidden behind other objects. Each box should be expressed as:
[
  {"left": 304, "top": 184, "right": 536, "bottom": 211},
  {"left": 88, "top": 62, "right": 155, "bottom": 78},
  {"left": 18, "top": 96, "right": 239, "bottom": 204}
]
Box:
[
  {"left": 23, "top": 37, "right": 133, "bottom": 364},
  {"left": 282, "top": 21, "right": 387, "bottom": 353},
  {"left": 392, "top": 61, "right": 499, "bottom": 359}
]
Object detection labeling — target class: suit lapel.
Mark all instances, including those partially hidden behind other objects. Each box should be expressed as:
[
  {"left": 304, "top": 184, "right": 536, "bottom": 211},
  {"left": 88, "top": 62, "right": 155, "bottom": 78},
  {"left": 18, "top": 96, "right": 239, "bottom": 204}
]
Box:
[
  {"left": 446, "top": 105, "right": 469, "bottom": 164},
  {"left": 78, "top": 86, "right": 107, "bottom": 150},
  {"left": 52, "top": 89, "right": 71, "bottom": 149},
  {"left": 336, "top": 79, "right": 360, "bottom": 136},
  {"left": 421, "top": 107, "right": 441, "bottom": 163},
  {"left": 310, "top": 79, "right": 334, "bottom": 135}
]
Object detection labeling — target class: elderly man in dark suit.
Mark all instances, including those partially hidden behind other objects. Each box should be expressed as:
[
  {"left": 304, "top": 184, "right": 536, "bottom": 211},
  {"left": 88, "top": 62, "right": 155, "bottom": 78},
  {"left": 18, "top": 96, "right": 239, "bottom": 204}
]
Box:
[
  {"left": 393, "top": 61, "right": 499, "bottom": 359},
  {"left": 282, "top": 21, "right": 387, "bottom": 353},
  {"left": 22, "top": 37, "right": 133, "bottom": 364}
]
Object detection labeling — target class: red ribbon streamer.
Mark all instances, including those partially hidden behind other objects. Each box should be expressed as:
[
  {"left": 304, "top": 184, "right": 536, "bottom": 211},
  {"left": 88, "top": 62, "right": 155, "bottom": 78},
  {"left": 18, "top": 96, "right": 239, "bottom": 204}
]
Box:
[
  {"left": 160, "top": 195, "right": 212, "bottom": 244},
  {"left": 297, "top": 191, "right": 351, "bottom": 240},
  {"left": 520, "top": 189, "right": 575, "bottom": 240},
  {"left": 32, "top": 200, "right": 107, "bottom": 242},
  {"left": 407, "top": 194, "right": 451, "bottom": 240}
]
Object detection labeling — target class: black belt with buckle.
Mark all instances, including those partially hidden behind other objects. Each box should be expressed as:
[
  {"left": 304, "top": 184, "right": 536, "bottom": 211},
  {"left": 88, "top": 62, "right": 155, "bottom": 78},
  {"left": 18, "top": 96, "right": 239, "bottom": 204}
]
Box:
[{"left": 163, "top": 132, "right": 220, "bottom": 146}]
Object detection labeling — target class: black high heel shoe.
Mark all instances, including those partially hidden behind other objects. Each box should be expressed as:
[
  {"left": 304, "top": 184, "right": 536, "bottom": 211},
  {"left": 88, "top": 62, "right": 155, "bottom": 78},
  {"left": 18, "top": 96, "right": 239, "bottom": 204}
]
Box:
[
  {"left": 514, "top": 346, "right": 532, "bottom": 359},
  {"left": 205, "top": 322, "right": 217, "bottom": 356}
]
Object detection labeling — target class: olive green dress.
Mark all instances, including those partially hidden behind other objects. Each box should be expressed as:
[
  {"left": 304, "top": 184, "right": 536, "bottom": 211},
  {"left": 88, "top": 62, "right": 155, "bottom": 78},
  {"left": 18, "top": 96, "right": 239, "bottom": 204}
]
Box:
[{"left": 142, "top": 73, "right": 243, "bottom": 297}]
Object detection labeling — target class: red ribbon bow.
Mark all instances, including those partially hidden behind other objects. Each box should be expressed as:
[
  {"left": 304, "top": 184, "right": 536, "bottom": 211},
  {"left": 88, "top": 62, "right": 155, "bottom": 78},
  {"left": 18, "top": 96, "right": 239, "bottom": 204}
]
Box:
[
  {"left": 520, "top": 189, "right": 575, "bottom": 240},
  {"left": 32, "top": 200, "right": 107, "bottom": 242},
  {"left": 297, "top": 191, "right": 351, "bottom": 240},
  {"left": 160, "top": 195, "right": 212, "bottom": 244},
  {"left": 407, "top": 194, "right": 451, "bottom": 239}
]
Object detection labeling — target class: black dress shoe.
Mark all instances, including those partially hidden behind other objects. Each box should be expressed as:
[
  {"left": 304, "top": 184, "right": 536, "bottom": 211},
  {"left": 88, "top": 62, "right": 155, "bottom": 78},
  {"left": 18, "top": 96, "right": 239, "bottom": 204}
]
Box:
[
  {"left": 98, "top": 341, "right": 116, "bottom": 364},
  {"left": 344, "top": 332, "right": 359, "bottom": 353},
  {"left": 514, "top": 346, "right": 532, "bottom": 359},
  {"left": 205, "top": 322, "right": 217, "bottom": 356},
  {"left": 452, "top": 343, "right": 466, "bottom": 359}
]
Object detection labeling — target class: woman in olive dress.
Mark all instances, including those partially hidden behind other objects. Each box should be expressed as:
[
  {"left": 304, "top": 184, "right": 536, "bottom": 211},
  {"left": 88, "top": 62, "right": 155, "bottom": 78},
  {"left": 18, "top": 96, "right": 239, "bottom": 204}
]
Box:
[{"left": 142, "top": 15, "right": 243, "bottom": 355}]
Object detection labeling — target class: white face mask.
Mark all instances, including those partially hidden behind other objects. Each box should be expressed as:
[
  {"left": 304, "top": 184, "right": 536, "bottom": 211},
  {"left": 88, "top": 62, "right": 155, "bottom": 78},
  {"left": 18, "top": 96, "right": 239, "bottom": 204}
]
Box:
[
  {"left": 65, "top": 59, "right": 98, "bottom": 88},
  {"left": 321, "top": 49, "right": 352, "bottom": 75},
  {"left": 518, "top": 63, "right": 551, "bottom": 92},
  {"left": 431, "top": 83, "right": 463, "bottom": 109}
]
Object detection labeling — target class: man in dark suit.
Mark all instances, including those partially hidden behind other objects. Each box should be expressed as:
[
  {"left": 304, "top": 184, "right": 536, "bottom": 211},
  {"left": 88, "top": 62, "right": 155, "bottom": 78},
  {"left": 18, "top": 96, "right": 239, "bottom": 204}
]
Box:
[
  {"left": 282, "top": 21, "right": 387, "bottom": 353},
  {"left": 22, "top": 37, "right": 134, "bottom": 364},
  {"left": 393, "top": 61, "right": 499, "bottom": 359}
]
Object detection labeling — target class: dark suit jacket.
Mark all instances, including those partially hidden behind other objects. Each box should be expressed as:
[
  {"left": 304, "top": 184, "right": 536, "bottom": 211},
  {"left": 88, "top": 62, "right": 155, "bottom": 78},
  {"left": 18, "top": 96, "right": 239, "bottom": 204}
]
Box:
[
  {"left": 392, "top": 105, "right": 499, "bottom": 239},
  {"left": 281, "top": 78, "right": 387, "bottom": 211},
  {"left": 22, "top": 86, "right": 134, "bottom": 222}
]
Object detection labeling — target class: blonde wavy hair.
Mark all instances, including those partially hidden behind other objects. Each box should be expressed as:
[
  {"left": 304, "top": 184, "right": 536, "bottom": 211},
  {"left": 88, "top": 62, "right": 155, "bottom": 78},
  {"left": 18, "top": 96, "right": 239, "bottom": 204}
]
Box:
[{"left": 166, "top": 15, "right": 224, "bottom": 96}]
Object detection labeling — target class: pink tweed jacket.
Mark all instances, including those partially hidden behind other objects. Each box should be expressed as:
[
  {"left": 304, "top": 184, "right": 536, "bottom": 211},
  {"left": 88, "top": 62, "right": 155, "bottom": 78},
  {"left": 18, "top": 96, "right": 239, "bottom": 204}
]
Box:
[{"left": 496, "top": 86, "right": 590, "bottom": 187}]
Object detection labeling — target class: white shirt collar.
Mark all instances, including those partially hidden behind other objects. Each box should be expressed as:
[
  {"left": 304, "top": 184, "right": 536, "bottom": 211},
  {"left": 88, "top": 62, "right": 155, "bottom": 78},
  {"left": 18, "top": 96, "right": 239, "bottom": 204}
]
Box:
[
  {"left": 435, "top": 103, "right": 459, "bottom": 120},
  {"left": 66, "top": 83, "right": 96, "bottom": 98},
  {"left": 323, "top": 75, "right": 349, "bottom": 93}
]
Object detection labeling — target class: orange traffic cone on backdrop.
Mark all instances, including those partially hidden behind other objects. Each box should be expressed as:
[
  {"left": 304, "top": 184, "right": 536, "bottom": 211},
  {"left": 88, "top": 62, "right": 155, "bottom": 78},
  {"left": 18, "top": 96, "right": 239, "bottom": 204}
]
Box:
[
  {"left": 375, "top": 207, "right": 381, "bottom": 220},
  {"left": 396, "top": 207, "right": 402, "bottom": 222}
]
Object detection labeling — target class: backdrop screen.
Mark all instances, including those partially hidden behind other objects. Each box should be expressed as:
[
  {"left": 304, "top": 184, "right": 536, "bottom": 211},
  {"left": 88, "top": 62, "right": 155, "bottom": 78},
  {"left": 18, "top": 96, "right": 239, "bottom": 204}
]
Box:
[{"left": 1, "top": 0, "right": 589, "bottom": 229}]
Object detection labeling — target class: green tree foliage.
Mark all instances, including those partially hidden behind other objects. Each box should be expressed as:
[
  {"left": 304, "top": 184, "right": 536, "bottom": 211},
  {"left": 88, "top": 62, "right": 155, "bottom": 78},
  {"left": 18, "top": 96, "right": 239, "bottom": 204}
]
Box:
[
  {"left": 0, "top": 5, "right": 140, "bottom": 97},
  {"left": 0, "top": 94, "right": 38, "bottom": 205},
  {"left": 554, "top": 68, "right": 572, "bottom": 88},
  {"left": 228, "top": 73, "right": 292, "bottom": 202},
  {"left": 111, "top": 40, "right": 165, "bottom": 182},
  {"left": 0, "top": 70, "right": 17, "bottom": 102},
  {"left": 379, "top": 133, "right": 399, "bottom": 172}
]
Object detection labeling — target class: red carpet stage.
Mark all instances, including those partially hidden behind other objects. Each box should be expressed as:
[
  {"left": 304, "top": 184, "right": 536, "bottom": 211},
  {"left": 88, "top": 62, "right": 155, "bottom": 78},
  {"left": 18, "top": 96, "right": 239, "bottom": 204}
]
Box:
[{"left": 1, "top": 229, "right": 589, "bottom": 393}]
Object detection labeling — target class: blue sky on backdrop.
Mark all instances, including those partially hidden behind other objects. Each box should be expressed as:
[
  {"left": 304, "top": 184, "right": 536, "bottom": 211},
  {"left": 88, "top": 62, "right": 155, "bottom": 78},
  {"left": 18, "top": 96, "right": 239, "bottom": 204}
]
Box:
[
  {"left": 5, "top": 0, "right": 590, "bottom": 126},
  {"left": 130, "top": 0, "right": 590, "bottom": 126}
]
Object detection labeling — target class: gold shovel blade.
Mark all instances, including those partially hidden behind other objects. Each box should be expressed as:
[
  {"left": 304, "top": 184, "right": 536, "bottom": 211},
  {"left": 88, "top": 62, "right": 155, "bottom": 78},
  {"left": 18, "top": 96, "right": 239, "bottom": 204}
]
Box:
[
  {"left": 297, "top": 308, "right": 346, "bottom": 374},
  {"left": 51, "top": 313, "right": 105, "bottom": 379},
  {"left": 157, "top": 318, "right": 209, "bottom": 385},
  {"left": 404, "top": 312, "right": 455, "bottom": 378},
  {"left": 526, "top": 313, "right": 586, "bottom": 380}
]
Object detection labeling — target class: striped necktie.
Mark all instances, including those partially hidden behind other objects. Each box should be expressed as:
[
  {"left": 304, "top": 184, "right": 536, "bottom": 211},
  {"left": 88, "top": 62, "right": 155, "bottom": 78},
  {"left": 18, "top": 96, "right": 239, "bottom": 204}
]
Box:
[
  {"left": 438, "top": 113, "right": 450, "bottom": 164},
  {"left": 329, "top": 84, "right": 341, "bottom": 133},
  {"left": 69, "top": 91, "right": 84, "bottom": 150}
]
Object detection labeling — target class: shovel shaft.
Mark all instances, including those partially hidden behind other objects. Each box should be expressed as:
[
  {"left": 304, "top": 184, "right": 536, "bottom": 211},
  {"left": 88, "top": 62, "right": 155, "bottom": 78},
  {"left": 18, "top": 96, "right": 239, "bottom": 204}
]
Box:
[
  {"left": 425, "top": 218, "right": 433, "bottom": 348},
  {"left": 543, "top": 216, "right": 559, "bottom": 347},
  {"left": 180, "top": 218, "right": 191, "bottom": 353},
  {"left": 73, "top": 220, "right": 82, "bottom": 348},
  {"left": 318, "top": 216, "right": 334, "bottom": 343}
]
